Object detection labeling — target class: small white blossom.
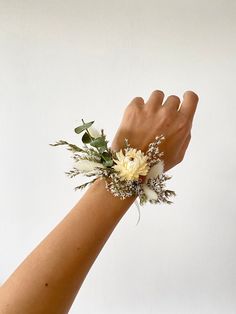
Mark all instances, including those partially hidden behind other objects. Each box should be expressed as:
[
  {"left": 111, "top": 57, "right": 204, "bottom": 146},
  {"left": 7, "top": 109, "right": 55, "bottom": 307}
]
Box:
[
  {"left": 87, "top": 126, "right": 101, "bottom": 138},
  {"left": 142, "top": 184, "right": 158, "bottom": 201},
  {"left": 144, "top": 160, "right": 164, "bottom": 183}
]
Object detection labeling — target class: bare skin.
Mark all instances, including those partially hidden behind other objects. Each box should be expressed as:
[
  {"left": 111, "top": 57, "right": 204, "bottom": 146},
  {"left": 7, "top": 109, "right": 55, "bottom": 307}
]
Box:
[{"left": 0, "top": 90, "right": 199, "bottom": 314}]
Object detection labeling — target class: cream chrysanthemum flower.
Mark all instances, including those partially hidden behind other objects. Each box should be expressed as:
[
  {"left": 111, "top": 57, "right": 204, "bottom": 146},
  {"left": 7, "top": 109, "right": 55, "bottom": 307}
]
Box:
[{"left": 112, "top": 148, "right": 150, "bottom": 181}]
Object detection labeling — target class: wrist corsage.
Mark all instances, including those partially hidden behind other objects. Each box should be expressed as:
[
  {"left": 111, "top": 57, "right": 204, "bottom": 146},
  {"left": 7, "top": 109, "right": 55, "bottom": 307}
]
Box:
[{"left": 50, "top": 119, "right": 176, "bottom": 224}]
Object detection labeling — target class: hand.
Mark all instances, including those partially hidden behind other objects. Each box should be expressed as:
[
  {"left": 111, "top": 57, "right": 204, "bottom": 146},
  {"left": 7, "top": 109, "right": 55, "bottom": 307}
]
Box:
[{"left": 111, "top": 90, "right": 199, "bottom": 172}]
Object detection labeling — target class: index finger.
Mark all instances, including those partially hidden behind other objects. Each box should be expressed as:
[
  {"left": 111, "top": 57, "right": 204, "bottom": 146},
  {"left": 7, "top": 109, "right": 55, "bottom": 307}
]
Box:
[{"left": 179, "top": 91, "right": 199, "bottom": 121}]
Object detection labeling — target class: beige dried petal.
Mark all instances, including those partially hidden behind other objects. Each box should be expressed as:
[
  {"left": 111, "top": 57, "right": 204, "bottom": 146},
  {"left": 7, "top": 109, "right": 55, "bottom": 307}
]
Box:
[
  {"left": 145, "top": 160, "right": 164, "bottom": 183},
  {"left": 87, "top": 126, "right": 101, "bottom": 138},
  {"left": 142, "top": 184, "right": 158, "bottom": 201},
  {"left": 74, "top": 159, "right": 104, "bottom": 173}
]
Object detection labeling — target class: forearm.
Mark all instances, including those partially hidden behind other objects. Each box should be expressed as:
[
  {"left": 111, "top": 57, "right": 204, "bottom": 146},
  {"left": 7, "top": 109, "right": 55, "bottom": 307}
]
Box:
[
  {"left": 0, "top": 178, "right": 136, "bottom": 314},
  {"left": 0, "top": 89, "right": 199, "bottom": 313}
]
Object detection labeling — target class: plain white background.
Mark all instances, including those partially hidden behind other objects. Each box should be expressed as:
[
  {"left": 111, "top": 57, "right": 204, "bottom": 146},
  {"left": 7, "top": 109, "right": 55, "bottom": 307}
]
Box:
[{"left": 0, "top": 1, "right": 236, "bottom": 313}]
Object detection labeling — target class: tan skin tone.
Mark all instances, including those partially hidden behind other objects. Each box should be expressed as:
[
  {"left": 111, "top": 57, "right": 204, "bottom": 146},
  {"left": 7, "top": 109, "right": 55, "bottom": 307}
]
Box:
[{"left": 0, "top": 90, "right": 199, "bottom": 314}]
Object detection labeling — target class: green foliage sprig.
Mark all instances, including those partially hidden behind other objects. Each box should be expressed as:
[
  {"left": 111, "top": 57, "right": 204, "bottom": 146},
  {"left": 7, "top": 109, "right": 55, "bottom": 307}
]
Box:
[{"left": 50, "top": 119, "right": 116, "bottom": 191}]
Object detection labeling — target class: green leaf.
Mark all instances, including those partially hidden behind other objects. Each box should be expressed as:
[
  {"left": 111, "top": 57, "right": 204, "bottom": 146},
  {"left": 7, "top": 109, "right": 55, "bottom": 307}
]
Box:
[
  {"left": 101, "top": 151, "right": 113, "bottom": 167},
  {"left": 98, "top": 146, "right": 107, "bottom": 154},
  {"left": 74, "top": 121, "right": 94, "bottom": 134},
  {"left": 82, "top": 132, "right": 91, "bottom": 144},
  {"left": 101, "top": 151, "right": 112, "bottom": 161},
  {"left": 90, "top": 136, "right": 107, "bottom": 148},
  {"left": 101, "top": 151, "right": 111, "bottom": 158},
  {"left": 103, "top": 159, "right": 113, "bottom": 167}
]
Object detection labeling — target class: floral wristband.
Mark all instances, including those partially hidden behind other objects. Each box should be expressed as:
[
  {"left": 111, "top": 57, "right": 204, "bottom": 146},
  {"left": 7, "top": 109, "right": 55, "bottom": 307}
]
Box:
[{"left": 50, "top": 119, "right": 176, "bottom": 223}]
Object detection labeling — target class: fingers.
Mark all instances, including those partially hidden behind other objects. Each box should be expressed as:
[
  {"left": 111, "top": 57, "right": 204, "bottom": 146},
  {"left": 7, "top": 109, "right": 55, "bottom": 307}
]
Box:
[
  {"left": 145, "top": 90, "right": 165, "bottom": 110},
  {"left": 162, "top": 95, "right": 181, "bottom": 114},
  {"left": 129, "top": 90, "right": 199, "bottom": 124},
  {"left": 179, "top": 91, "right": 199, "bottom": 122},
  {"left": 129, "top": 96, "right": 145, "bottom": 105}
]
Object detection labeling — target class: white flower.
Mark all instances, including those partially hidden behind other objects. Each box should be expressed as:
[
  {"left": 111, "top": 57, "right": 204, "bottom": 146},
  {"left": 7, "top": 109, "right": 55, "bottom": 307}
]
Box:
[
  {"left": 142, "top": 160, "right": 164, "bottom": 201},
  {"left": 143, "top": 184, "right": 159, "bottom": 201},
  {"left": 87, "top": 126, "right": 101, "bottom": 138},
  {"left": 74, "top": 159, "right": 105, "bottom": 174},
  {"left": 145, "top": 160, "right": 164, "bottom": 182},
  {"left": 112, "top": 148, "right": 149, "bottom": 181}
]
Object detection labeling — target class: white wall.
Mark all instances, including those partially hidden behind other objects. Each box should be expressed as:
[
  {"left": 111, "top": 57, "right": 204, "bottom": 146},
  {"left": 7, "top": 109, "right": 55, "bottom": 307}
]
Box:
[{"left": 0, "top": 0, "right": 236, "bottom": 313}]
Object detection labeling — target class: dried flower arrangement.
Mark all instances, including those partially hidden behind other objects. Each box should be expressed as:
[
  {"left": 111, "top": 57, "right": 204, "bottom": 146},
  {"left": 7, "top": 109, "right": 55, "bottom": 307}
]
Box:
[{"left": 50, "top": 119, "right": 176, "bottom": 224}]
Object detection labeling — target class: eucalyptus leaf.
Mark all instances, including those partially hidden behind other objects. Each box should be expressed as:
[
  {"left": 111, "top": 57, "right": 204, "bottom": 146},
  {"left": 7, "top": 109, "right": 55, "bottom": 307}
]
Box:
[
  {"left": 103, "top": 159, "right": 113, "bottom": 167},
  {"left": 74, "top": 121, "right": 94, "bottom": 134},
  {"left": 101, "top": 152, "right": 113, "bottom": 167},
  {"left": 98, "top": 146, "right": 107, "bottom": 154},
  {"left": 102, "top": 151, "right": 112, "bottom": 160},
  {"left": 90, "top": 136, "right": 107, "bottom": 148},
  {"left": 82, "top": 132, "right": 91, "bottom": 144}
]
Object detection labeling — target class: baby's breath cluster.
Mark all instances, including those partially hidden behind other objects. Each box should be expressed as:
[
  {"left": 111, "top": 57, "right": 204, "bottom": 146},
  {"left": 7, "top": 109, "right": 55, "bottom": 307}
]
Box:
[
  {"left": 146, "top": 134, "right": 165, "bottom": 166},
  {"left": 50, "top": 119, "right": 176, "bottom": 220}
]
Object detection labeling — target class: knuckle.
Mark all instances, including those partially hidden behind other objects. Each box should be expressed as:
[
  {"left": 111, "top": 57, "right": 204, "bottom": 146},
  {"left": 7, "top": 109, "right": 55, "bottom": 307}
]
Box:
[
  {"left": 151, "top": 89, "right": 164, "bottom": 97},
  {"left": 184, "top": 90, "right": 199, "bottom": 101},
  {"left": 126, "top": 97, "right": 144, "bottom": 113},
  {"left": 131, "top": 96, "right": 144, "bottom": 105},
  {"left": 167, "top": 95, "right": 181, "bottom": 103}
]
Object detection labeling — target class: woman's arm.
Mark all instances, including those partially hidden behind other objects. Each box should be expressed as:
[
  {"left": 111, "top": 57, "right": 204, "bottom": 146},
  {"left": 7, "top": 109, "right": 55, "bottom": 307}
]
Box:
[
  {"left": 0, "top": 177, "right": 136, "bottom": 314},
  {"left": 0, "top": 90, "right": 199, "bottom": 314}
]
